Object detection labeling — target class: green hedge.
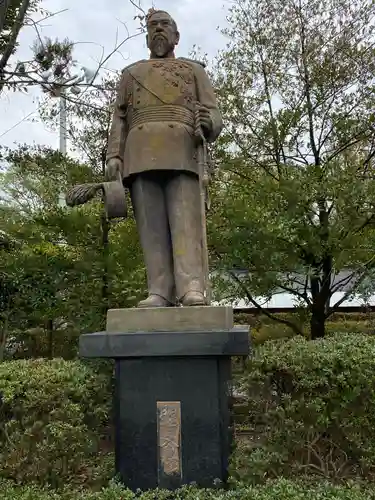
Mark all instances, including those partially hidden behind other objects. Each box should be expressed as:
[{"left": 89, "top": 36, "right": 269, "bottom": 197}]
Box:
[
  {"left": 232, "top": 333, "right": 375, "bottom": 483},
  {"left": 1, "top": 478, "right": 375, "bottom": 500},
  {"left": 0, "top": 359, "right": 113, "bottom": 489},
  {"left": 233, "top": 312, "right": 375, "bottom": 343},
  {"left": 2, "top": 333, "right": 375, "bottom": 491}
]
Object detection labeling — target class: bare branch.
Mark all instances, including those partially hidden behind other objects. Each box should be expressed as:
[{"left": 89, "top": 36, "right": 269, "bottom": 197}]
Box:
[
  {"left": 325, "top": 130, "right": 372, "bottom": 165},
  {"left": 317, "top": 93, "right": 339, "bottom": 153},
  {"left": 71, "top": 29, "right": 141, "bottom": 104},
  {"left": 277, "top": 282, "right": 312, "bottom": 306},
  {"left": 30, "top": 8, "right": 69, "bottom": 25},
  {"left": 258, "top": 49, "right": 285, "bottom": 173},
  {"left": 227, "top": 129, "right": 280, "bottom": 181},
  {"left": 223, "top": 266, "right": 304, "bottom": 336},
  {"left": 63, "top": 92, "right": 111, "bottom": 112},
  {"left": 330, "top": 270, "right": 358, "bottom": 294},
  {"left": 296, "top": 0, "right": 320, "bottom": 166},
  {"left": 129, "top": 0, "right": 146, "bottom": 16},
  {"left": 319, "top": 88, "right": 375, "bottom": 162},
  {"left": 328, "top": 255, "right": 375, "bottom": 316},
  {"left": 339, "top": 213, "right": 375, "bottom": 243},
  {"left": 24, "top": 10, "right": 58, "bottom": 47}
]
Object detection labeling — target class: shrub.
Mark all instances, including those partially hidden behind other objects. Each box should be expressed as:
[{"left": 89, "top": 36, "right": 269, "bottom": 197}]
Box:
[
  {"left": 0, "top": 478, "right": 374, "bottom": 500},
  {"left": 0, "top": 358, "right": 113, "bottom": 489},
  {"left": 325, "top": 319, "right": 373, "bottom": 335},
  {"left": 232, "top": 333, "right": 375, "bottom": 483},
  {"left": 233, "top": 311, "right": 375, "bottom": 343}
]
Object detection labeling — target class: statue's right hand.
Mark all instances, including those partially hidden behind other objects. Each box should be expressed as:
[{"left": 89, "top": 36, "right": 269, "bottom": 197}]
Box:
[{"left": 105, "top": 158, "right": 123, "bottom": 181}]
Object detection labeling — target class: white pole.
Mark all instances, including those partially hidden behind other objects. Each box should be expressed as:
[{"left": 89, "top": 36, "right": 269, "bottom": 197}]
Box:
[
  {"left": 59, "top": 90, "right": 67, "bottom": 155},
  {"left": 57, "top": 88, "right": 67, "bottom": 208}
]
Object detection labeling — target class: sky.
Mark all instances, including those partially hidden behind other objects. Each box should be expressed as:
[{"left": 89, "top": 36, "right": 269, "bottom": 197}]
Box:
[{"left": 0, "top": 0, "right": 229, "bottom": 152}]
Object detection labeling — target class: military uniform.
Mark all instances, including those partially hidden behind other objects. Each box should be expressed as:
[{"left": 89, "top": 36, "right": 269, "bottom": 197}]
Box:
[{"left": 107, "top": 57, "right": 222, "bottom": 304}]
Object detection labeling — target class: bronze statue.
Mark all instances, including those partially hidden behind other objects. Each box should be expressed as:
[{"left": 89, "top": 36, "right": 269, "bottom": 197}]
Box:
[
  {"left": 107, "top": 9, "right": 222, "bottom": 308},
  {"left": 67, "top": 9, "right": 223, "bottom": 308}
]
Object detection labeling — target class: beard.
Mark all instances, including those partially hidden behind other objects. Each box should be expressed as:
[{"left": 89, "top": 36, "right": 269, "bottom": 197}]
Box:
[{"left": 150, "top": 35, "right": 172, "bottom": 57}]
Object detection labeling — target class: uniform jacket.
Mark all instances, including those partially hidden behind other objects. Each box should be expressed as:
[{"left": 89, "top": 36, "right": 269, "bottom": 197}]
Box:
[{"left": 106, "top": 57, "right": 223, "bottom": 180}]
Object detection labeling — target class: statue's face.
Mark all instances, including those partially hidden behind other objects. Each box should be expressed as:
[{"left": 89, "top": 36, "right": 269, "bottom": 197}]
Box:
[{"left": 146, "top": 12, "right": 179, "bottom": 58}]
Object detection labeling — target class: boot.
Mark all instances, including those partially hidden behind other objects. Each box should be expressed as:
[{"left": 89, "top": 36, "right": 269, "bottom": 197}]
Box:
[
  {"left": 181, "top": 291, "right": 205, "bottom": 307},
  {"left": 137, "top": 294, "right": 174, "bottom": 308}
]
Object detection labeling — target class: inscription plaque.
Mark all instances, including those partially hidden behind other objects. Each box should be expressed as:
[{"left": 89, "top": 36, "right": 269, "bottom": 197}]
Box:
[{"left": 157, "top": 401, "right": 182, "bottom": 481}]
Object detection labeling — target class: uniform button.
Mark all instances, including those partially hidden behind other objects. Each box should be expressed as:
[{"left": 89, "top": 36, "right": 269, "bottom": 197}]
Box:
[
  {"left": 169, "top": 124, "right": 174, "bottom": 128},
  {"left": 138, "top": 125, "right": 143, "bottom": 130}
]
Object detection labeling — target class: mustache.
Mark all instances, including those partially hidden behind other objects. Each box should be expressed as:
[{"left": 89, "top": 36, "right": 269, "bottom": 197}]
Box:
[{"left": 152, "top": 32, "right": 168, "bottom": 40}]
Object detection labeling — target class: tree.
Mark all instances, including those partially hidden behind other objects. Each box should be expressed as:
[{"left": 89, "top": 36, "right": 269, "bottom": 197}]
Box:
[
  {"left": 210, "top": 0, "right": 375, "bottom": 339},
  {"left": 40, "top": 71, "right": 146, "bottom": 316},
  {"left": 0, "top": 1, "right": 69, "bottom": 95},
  {"left": 63, "top": 75, "right": 122, "bottom": 315},
  {"left": 0, "top": 106, "right": 146, "bottom": 359},
  {"left": 1, "top": 1, "right": 143, "bottom": 95},
  {"left": 0, "top": 146, "right": 105, "bottom": 359},
  {"left": 0, "top": 0, "right": 35, "bottom": 82}
]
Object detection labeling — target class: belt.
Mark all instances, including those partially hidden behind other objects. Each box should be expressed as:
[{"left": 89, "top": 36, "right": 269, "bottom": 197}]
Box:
[{"left": 130, "top": 105, "right": 195, "bottom": 129}]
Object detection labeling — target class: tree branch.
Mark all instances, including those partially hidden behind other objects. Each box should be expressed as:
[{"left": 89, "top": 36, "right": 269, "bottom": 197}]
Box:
[
  {"left": 129, "top": 0, "right": 146, "bottom": 16},
  {"left": 277, "top": 282, "right": 312, "bottom": 306},
  {"left": 0, "top": 0, "right": 31, "bottom": 89},
  {"left": 0, "top": 0, "right": 12, "bottom": 34},
  {"left": 339, "top": 213, "right": 375, "bottom": 243},
  {"left": 325, "top": 129, "right": 371, "bottom": 165},
  {"left": 297, "top": 0, "right": 319, "bottom": 166},
  {"left": 225, "top": 267, "right": 304, "bottom": 336},
  {"left": 226, "top": 129, "right": 280, "bottom": 181},
  {"left": 258, "top": 49, "right": 285, "bottom": 174},
  {"left": 328, "top": 255, "right": 375, "bottom": 316},
  {"left": 330, "top": 270, "right": 358, "bottom": 294}
]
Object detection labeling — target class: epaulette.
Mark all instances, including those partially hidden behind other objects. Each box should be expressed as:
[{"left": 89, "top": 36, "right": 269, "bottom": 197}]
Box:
[
  {"left": 122, "top": 60, "right": 147, "bottom": 73},
  {"left": 122, "top": 58, "right": 206, "bottom": 71},
  {"left": 178, "top": 57, "right": 206, "bottom": 68}
]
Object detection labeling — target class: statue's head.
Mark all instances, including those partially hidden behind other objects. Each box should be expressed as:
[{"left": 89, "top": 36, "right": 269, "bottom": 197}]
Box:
[{"left": 146, "top": 9, "right": 180, "bottom": 58}]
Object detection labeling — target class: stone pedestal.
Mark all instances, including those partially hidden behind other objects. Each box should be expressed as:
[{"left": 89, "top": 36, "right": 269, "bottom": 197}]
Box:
[
  {"left": 79, "top": 306, "right": 249, "bottom": 491},
  {"left": 106, "top": 305, "right": 234, "bottom": 333}
]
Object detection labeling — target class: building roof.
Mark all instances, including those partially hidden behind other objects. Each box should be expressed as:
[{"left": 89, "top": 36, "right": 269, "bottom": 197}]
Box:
[{"left": 215, "top": 269, "right": 375, "bottom": 310}]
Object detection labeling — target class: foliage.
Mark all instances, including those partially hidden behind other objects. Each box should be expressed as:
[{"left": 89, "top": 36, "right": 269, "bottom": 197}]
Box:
[
  {"left": 0, "top": 147, "right": 100, "bottom": 358},
  {"left": 0, "top": 1, "right": 73, "bottom": 94},
  {"left": 232, "top": 333, "right": 375, "bottom": 483},
  {"left": 209, "top": 0, "right": 375, "bottom": 339},
  {"left": 1, "top": 1, "right": 30, "bottom": 53},
  {"left": 0, "top": 0, "right": 38, "bottom": 77},
  {"left": 33, "top": 36, "right": 74, "bottom": 75},
  {"left": 0, "top": 478, "right": 374, "bottom": 499},
  {"left": 0, "top": 358, "right": 113, "bottom": 489},
  {"left": 233, "top": 311, "right": 375, "bottom": 343},
  {"left": 40, "top": 70, "right": 147, "bottom": 309},
  {"left": 60, "top": 73, "right": 120, "bottom": 176},
  {"left": 0, "top": 145, "right": 145, "bottom": 360},
  {"left": 0, "top": 0, "right": 141, "bottom": 96}
]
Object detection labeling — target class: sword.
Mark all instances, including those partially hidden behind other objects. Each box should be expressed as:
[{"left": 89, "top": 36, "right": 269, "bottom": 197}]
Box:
[{"left": 195, "top": 106, "right": 212, "bottom": 306}]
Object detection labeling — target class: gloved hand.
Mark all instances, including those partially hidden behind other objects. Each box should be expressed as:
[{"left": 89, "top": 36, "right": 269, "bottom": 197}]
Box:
[
  {"left": 197, "top": 104, "right": 213, "bottom": 135},
  {"left": 105, "top": 158, "right": 123, "bottom": 181}
]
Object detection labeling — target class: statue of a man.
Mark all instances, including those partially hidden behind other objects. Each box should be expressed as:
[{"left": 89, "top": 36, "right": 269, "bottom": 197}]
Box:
[{"left": 105, "top": 9, "right": 223, "bottom": 308}]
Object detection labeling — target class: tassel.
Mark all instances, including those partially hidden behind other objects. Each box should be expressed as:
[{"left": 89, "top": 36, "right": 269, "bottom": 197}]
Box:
[{"left": 65, "top": 183, "right": 103, "bottom": 207}]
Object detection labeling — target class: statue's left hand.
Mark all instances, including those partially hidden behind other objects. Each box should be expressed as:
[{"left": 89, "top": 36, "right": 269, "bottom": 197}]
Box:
[
  {"left": 105, "top": 157, "right": 123, "bottom": 182},
  {"left": 197, "top": 104, "right": 213, "bottom": 134}
]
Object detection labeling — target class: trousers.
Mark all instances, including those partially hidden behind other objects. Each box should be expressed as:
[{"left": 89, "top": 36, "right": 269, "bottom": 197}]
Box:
[{"left": 129, "top": 170, "right": 204, "bottom": 303}]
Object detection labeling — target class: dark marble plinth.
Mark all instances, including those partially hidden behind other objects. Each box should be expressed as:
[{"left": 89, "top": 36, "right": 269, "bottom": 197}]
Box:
[{"left": 79, "top": 327, "right": 249, "bottom": 491}]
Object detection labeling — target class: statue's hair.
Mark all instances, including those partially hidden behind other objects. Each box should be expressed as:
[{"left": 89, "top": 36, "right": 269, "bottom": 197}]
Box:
[{"left": 146, "top": 8, "right": 178, "bottom": 31}]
